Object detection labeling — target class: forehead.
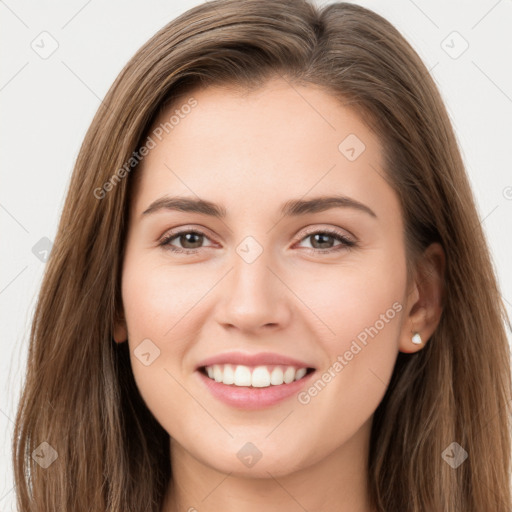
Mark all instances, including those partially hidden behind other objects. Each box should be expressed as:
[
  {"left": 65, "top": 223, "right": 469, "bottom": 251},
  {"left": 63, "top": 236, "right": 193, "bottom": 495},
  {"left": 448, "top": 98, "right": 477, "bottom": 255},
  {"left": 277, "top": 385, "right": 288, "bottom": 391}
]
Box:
[
  {"left": 150, "top": 79, "right": 378, "bottom": 154},
  {"left": 130, "top": 78, "right": 397, "bottom": 223}
]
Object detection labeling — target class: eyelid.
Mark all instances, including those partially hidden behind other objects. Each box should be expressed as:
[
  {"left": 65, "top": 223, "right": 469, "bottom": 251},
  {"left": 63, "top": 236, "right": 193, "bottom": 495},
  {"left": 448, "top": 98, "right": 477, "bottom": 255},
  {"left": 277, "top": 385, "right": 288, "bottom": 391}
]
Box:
[
  {"left": 159, "top": 224, "right": 356, "bottom": 242},
  {"left": 158, "top": 225, "right": 218, "bottom": 248},
  {"left": 158, "top": 224, "right": 357, "bottom": 254},
  {"left": 294, "top": 225, "right": 356, "bottom": 244},
  {"left": 159, "top": 223, "right": 216, "bottom": 238}
]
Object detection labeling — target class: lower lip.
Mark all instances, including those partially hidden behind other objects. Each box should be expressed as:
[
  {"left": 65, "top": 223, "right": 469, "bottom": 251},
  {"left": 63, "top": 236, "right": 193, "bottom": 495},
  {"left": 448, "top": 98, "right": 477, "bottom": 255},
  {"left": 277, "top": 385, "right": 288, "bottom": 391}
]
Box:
[{"left": 196, "top": 369, "right": 316, "bottom": 410}]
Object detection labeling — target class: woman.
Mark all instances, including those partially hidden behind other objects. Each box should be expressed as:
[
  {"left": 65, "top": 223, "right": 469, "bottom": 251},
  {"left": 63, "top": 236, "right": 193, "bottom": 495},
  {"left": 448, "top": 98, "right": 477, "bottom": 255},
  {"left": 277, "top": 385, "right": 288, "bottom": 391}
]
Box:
[{"left": 12, "top": 0, "right": 511, "bottom": 510}]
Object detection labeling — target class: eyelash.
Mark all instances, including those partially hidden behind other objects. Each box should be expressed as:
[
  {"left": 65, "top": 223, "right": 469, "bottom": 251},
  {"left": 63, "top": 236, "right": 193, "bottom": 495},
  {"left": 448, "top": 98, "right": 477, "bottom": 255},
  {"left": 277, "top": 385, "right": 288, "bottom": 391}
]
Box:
[{"left": 158, "top": 227, "right": 357, "bottom": 256}]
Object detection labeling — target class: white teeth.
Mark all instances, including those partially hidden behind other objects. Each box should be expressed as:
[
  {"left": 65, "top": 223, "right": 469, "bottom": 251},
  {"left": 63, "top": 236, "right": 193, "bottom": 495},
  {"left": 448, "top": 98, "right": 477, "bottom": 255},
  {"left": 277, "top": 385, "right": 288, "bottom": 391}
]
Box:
[
  {"left": 283, "top": 366, "right": 295, "bottom": 384},
  {"left": 251, "top": 366, "right": 271, "bottom": 387},
  {"left": 270, "top": 367, "right": 284, "bottom": 385},
  {"left": 223, "top": 364, "right": 235, "bottom": 384},
  {"left": 294, "top": 367, "right": 307, "bottom": 381},
  {"left": 233, "top": 365, "right": 252, "bottom": 386},
  {"left": 213, "top": 364, "right": 223, "bottom": 382},
  {"left": 203, "top": 364, "right": 310, "bottom": 388}
]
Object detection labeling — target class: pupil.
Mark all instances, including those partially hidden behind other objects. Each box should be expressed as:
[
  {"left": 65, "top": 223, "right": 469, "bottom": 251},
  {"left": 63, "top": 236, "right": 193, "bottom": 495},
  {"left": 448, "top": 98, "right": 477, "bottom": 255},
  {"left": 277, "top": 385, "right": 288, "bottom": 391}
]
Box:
[
  {"left": 312, "top": 233, "right": 333, "bottom": 249},
  {"left": 181, "top": 233, "right": 202, "bottom": 249}
]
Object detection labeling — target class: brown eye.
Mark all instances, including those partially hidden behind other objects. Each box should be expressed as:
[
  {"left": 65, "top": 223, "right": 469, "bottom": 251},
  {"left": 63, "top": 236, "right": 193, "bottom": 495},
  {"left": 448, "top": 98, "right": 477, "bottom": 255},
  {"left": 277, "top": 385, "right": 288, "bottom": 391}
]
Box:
[
  {"left": 297, "top": 229, "right": 356, "bottom": 254},
  {"left": 308, "top": 232, "right": 337, "bottom": 249},
  {"left": 159, "top": 229, "right": 214, "bottom": 253},
  {"left": 175, "top": 232, "right": 204, "bottom": 249}
]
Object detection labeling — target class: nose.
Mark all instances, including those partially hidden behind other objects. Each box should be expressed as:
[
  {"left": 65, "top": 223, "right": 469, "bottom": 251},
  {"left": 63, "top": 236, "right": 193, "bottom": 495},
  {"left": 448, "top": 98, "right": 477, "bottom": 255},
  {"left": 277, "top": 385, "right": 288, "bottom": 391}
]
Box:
[{"left": 215, "top": 245, "right": 292, "bottom": 334}]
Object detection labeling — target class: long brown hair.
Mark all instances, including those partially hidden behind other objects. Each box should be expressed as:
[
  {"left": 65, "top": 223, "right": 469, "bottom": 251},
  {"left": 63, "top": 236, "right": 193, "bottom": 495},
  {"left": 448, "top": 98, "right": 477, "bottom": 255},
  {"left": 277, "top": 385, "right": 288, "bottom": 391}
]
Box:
[{"left": 12, "top": 0, "right": 511, "bottom": 510}]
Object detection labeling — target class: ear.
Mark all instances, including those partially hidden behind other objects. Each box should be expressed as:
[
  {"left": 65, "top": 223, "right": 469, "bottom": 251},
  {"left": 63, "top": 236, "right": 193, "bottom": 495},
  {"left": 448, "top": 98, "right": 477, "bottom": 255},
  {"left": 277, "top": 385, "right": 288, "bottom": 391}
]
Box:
[
  {"left": 113, "top": 308, "right": 128, "bottom": 343},
  {"left": 398, "top": 242, "right": 445, "bottom": 354}
]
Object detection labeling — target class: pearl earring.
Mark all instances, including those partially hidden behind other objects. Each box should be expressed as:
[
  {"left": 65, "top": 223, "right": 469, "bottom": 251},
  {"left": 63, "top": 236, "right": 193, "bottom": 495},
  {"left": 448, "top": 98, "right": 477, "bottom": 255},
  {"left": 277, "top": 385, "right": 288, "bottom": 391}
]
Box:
[{"left": 411, "top": 332, "right": 422, "bottom": 345}]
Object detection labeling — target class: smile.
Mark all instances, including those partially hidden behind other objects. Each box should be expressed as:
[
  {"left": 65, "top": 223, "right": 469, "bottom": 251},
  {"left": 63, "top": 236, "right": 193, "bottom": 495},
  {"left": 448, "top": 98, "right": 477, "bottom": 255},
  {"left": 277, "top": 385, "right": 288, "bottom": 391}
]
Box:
[{"left": 196, "top": 365, "right": 317, "bottom": 410}]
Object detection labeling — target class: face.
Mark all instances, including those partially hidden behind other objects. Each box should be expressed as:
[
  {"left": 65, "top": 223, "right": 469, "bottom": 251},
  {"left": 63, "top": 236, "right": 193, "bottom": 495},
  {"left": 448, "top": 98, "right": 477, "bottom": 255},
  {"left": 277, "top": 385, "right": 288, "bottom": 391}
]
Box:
[{"left": 115, "top": 77, "right": 413, "bottom": 478}]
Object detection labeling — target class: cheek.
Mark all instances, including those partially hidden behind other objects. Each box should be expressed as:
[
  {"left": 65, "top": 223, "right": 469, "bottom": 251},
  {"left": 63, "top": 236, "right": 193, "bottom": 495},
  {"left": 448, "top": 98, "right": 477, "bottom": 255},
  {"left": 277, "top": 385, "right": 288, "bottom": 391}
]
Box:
[
  {"left": 119, "top": 257, "right": 203, "bottom": 426},
  {"left": 293, "top": 251, "right": 406, "bottom": 444},
  {"left": 329, "top": 269, "right": 404, "bottom": 347},
  {"left": 121, "top": 256, "right": 201, "bottom": 338},
  {"left": 291, "top": 249, "right": 406, "bottom": 351}
]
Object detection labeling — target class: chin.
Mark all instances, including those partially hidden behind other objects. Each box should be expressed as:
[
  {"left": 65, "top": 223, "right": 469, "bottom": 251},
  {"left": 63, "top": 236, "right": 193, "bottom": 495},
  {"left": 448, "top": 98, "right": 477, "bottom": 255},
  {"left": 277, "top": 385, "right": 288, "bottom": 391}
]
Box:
[{"left": 200, "top": 445, "right": 310, "bottom": 479}]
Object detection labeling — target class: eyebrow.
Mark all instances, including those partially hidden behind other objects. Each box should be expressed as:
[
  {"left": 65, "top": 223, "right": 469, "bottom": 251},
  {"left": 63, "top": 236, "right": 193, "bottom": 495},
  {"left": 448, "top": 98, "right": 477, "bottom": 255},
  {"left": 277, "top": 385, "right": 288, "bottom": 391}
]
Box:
[{"left": 141, "top": 194, "right": 377, "bottom": 219}]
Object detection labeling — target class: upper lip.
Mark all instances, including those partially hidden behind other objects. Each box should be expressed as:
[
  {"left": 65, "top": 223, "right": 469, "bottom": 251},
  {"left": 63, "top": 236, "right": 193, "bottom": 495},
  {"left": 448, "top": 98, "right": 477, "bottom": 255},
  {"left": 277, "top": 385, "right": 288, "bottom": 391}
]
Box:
[{"left": 195, "top": 351, "right": 316, "bottom": 370}]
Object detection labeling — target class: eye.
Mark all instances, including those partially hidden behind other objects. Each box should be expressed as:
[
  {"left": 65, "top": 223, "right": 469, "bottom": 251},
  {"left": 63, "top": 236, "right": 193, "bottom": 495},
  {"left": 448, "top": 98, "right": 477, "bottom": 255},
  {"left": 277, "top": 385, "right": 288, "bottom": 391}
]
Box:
[
  {"left": 158, "top": 227, "right": 357, "bottom": 255},
  {"left": 295, "top": 228, "right": 356, "bottom": 254},
  {"left": 158, "top": 229, "right": 215, "bottom": 254}
]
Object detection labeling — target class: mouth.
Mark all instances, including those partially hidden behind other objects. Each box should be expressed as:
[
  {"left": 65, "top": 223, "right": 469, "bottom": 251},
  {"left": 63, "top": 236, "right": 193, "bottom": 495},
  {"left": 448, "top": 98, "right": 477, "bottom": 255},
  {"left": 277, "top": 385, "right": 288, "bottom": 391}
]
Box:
[{"left": 196, "top": 364, "right": 317, "bottom": 410}]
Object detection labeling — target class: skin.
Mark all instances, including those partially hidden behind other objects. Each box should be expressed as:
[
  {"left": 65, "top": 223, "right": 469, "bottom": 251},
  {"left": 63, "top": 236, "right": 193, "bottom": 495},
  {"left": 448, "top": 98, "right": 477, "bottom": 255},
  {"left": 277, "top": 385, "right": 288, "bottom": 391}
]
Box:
[{"left": 114, "top": 77, "right": 444, "bottom": 512}]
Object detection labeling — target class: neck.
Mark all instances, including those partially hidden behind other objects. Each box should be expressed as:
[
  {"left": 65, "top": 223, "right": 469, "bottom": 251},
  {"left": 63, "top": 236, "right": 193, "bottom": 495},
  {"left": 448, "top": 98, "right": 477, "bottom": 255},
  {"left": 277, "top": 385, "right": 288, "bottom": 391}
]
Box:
[{"left": 162, "top": 417, "right": 374, "bottom": 512}]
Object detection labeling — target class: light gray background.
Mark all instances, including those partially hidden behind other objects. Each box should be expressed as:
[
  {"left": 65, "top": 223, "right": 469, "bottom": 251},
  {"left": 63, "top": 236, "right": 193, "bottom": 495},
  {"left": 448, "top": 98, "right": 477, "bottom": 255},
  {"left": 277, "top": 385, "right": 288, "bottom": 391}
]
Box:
[{"left": 1, "top": 0, "right": 511, "bottom": 508}]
